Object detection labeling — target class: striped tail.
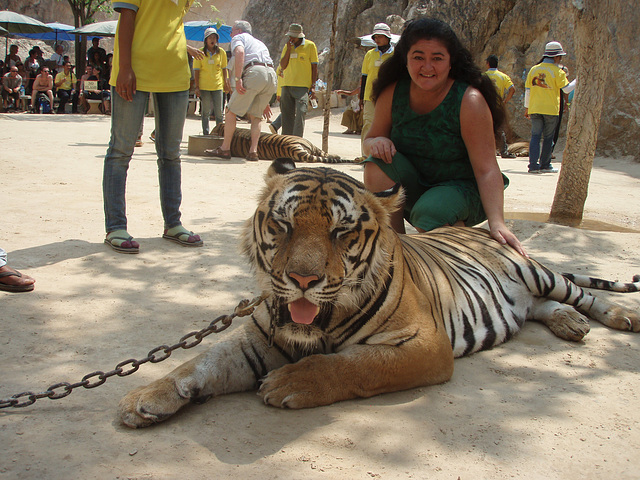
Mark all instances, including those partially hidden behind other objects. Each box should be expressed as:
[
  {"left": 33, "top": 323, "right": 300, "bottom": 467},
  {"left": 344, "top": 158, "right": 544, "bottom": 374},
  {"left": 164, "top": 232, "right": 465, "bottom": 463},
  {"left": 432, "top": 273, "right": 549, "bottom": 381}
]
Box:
[{"left": 562, "top": 273, "right": 640, "bottom": 293}]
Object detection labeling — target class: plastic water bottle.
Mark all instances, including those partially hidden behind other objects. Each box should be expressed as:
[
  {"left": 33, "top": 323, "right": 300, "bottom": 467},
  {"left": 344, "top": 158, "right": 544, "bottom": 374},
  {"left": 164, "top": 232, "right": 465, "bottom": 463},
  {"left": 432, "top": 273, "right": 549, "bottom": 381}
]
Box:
[
  {"left": 39, "top": 102, "right": 43, "bottom": 114},
  {"left": 19, "top": 85, "right": 25, "bottom": 96}
]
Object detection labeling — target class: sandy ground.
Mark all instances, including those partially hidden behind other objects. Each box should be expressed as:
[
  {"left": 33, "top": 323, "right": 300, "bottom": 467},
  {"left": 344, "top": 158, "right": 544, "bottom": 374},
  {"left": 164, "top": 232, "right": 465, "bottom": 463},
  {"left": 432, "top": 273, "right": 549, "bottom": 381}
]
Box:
[{"left": 1, "top": 108, "right": 639, "bottom": 480}]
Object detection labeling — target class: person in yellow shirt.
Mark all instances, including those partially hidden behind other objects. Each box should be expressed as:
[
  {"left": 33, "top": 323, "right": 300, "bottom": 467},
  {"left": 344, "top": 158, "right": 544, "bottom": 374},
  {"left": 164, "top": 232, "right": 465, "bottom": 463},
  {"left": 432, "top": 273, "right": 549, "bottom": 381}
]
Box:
[
  {"left": 54, "top": 61, "right": 78, "bottom": 113},
  {"left": 484, "top": 54, "right": 516, "bottom": 158},
  {"left": 360, "top": 23, "right": 394, "bottom": 152},
  {"left": 524, "top": 41, "right": 570, "bottom": 174},
  {"left": 279, "top": 23, "right": 318, "bottom": 137},
  {"left": 103, "top": 0, "right": 204, "bottom": 254},
  {"left": 193, "top": 27, "right": 228, "bottom": 135}
]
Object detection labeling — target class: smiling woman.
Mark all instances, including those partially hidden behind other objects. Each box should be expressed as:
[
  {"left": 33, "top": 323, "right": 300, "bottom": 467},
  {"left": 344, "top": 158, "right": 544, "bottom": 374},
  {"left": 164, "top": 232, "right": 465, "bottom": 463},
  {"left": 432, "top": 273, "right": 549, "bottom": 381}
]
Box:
[{"left": 361, "top": 18, "right": 525, "bottom": 256}]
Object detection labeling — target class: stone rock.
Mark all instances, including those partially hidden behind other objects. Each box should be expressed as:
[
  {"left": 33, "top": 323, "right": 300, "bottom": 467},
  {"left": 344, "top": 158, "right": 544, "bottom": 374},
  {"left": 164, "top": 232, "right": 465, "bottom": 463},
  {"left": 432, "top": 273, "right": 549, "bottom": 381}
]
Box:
[{"left": 244, "top": 0, "right": 639, "bottom": 158}]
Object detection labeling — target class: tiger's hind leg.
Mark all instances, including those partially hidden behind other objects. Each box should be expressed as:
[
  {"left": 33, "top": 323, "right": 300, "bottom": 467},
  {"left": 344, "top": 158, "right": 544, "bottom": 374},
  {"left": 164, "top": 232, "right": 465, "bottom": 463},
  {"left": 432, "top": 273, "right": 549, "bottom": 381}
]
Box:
[{"left": 530, "top": 299, "right": 591, "bottom": 341}]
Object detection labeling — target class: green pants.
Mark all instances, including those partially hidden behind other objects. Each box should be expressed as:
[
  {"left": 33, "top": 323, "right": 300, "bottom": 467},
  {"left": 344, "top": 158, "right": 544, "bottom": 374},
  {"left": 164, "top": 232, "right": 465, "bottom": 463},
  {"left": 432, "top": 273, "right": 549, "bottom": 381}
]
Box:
[{"left": 364, "top": 152, "right": 508, "bottom": 231}]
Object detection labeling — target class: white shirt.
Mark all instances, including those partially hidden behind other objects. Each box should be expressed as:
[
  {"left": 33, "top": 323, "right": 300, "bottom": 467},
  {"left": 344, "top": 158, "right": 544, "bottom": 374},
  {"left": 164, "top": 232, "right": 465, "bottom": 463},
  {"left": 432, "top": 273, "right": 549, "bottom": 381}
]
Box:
[{"left": 230, "top": 32, "right": 273, "bottom": 67}]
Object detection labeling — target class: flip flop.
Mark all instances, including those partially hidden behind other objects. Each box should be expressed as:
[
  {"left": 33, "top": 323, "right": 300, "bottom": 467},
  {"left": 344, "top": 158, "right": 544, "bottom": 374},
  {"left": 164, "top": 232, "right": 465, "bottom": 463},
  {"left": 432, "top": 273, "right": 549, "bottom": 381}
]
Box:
[
  {"left": 246, "top": 152, "right": 259, "bottom": 162},
  {"left": 105, "top": 230, "right": 140, "bottom": 254},
  {"left": 0, "top": 270, "right": 35, "bottom": 293},
  {"left": 162, "top": 226, "right": 203, "bottom": 247}
]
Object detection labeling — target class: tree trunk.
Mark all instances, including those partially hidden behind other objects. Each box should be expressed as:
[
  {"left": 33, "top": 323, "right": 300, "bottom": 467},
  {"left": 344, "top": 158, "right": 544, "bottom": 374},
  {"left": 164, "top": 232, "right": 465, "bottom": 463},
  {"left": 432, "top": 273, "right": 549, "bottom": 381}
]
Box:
[
  {"left": 548, "top": 0, "right": 619, "bottom": 224},
  {"left": 322, "top": 0, "right": 339, "bottom": 153}
]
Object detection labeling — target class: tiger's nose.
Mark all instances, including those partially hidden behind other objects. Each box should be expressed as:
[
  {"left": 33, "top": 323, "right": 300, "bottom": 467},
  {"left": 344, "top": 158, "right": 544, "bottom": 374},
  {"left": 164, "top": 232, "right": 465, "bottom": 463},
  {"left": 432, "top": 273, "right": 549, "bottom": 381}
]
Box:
[{"left": 288, "top": 272, "right": 320, "bottom": 290}]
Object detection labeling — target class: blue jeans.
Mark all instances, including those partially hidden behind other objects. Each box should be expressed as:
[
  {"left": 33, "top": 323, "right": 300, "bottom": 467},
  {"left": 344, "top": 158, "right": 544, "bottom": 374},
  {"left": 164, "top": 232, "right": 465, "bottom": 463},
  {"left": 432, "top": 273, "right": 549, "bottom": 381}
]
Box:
[
  {"left": 103, "top": 88, "right": 189, "bottom": 233},
  {"left": 529, "top": 114, "right": 559, "bottom": 170},
  {"left": 280, "top": 86, "right": 309, "bottom": 137},
  {"left": 199, "top": 89, "right": 224, "bottom": 135}
]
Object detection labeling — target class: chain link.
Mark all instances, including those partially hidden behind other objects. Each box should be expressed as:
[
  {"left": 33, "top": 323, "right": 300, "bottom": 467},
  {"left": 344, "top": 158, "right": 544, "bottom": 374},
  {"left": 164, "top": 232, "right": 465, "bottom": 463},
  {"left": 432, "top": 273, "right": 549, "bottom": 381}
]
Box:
[{"left": 0, "top": 294, "right": 268, "bottom": 409}]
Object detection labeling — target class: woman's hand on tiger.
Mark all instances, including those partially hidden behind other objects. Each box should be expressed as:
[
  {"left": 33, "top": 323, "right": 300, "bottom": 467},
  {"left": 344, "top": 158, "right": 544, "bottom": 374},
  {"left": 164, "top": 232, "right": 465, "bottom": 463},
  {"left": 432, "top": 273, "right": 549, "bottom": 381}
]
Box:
[
  {"left": 490, "top": 223, "right": 528, "bottom": 257},
  {"left": 367, "top": 137, "right": 396, "bottom": 164}
]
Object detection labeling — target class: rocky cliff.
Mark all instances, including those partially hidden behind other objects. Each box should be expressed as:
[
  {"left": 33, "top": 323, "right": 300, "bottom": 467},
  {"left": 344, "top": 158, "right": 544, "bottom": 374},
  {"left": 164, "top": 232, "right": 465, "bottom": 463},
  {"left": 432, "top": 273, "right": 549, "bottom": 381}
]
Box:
[{"left": 244, "top": 0, "right": 639, "bottom": 159}]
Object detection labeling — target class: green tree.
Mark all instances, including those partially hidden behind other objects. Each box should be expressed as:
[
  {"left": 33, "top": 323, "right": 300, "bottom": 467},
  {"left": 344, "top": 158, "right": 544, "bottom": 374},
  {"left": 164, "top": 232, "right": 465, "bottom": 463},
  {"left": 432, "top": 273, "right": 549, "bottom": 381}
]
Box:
[{"left": 59, "top": 0, "right": 112, "bottom": 74}]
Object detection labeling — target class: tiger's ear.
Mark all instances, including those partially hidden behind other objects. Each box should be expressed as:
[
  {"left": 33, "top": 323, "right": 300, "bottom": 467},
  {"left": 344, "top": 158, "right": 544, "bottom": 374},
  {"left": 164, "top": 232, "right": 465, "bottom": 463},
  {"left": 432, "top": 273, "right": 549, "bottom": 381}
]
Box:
[
  {"left": 373, "top": 183, "right": 404, "bottom": 215},
  {"left": 267, "top": 158, "right": 297, "bottom": 178}
]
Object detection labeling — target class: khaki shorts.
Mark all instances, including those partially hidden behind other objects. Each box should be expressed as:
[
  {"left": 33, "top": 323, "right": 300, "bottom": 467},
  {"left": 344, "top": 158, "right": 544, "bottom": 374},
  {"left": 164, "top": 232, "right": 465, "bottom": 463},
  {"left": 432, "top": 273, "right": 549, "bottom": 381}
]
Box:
[{"left": 227, "top": 65, "right": 277, "bottom": 119}]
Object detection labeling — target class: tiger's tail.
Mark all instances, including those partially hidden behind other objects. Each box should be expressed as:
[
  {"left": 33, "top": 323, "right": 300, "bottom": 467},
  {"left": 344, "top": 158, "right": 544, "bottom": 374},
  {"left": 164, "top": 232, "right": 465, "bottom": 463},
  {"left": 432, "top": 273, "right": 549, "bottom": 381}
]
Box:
[{"left": 561, "top": 273, "right": 640, "bottom": 293}]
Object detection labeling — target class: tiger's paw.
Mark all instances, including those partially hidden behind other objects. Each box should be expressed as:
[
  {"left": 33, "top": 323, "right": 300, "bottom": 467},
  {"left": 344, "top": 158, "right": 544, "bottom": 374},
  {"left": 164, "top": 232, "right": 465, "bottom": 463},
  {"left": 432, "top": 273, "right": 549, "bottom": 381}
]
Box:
[
  {"left": 117, "top": 377, "right": 191, "bottom": 428},
  {"left": 258, "top": 361, "right": 336, "bottom": 409},
  {"left": 601, "top": 306, "right": 640, "bottom": 332}
]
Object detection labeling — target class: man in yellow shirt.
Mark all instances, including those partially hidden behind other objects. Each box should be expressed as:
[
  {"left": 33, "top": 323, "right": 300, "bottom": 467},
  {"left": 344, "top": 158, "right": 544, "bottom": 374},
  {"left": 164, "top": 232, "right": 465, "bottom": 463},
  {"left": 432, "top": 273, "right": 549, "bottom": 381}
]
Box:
[
  {"left": 360, "top": 23, "right": 394, "bottom": 152},
  {"left": 524, "top": 41, "right": 570, "bottom": 174},
  {"left": 54, "top": 61, "right": 78, "bottom": 113},
  {"left": 279, "top": 23, "right": 318, "bottom": 137},
  {"left": 484, "top": 54, "right": 516, "bottom": 158}
]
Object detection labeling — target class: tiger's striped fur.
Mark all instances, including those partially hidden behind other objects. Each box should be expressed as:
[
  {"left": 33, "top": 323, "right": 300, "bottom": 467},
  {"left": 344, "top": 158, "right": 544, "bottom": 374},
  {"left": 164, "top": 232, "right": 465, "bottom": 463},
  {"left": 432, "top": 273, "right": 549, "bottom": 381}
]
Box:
[
  {"left": 210, "top": 124, "right": 351, "bottom": 163},
  {"left": 118, "top": 159, "right": 639, "bottom": 428}
]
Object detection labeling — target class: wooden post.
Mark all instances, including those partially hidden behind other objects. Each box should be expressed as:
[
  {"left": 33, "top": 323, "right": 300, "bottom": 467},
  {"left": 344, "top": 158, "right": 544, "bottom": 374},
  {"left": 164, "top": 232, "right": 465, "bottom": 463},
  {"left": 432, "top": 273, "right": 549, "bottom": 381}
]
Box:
[{"left": 322, "top": 0, "right": 339, "bottom": 153}]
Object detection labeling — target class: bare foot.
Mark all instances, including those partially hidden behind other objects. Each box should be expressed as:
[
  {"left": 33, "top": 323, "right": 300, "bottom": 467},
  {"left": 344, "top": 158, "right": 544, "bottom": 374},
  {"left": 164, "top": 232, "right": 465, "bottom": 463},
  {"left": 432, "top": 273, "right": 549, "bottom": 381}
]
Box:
[{"left": 0, "top": 265, "right": 35, "bottom": 292}]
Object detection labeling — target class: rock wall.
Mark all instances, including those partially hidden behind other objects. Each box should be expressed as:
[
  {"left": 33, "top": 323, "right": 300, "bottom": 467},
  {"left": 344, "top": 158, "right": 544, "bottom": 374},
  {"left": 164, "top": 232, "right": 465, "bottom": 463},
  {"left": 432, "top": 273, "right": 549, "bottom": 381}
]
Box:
[{"left": 244, "top": 0, "right": 639, "bottom": 159}]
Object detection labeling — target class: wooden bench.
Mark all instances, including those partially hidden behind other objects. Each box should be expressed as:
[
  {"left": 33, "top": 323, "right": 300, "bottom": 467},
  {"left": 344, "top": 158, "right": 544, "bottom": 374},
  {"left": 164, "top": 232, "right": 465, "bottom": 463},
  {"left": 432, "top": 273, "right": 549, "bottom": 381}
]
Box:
[
  {"left": 86, "top": 99, "right": 102, "bottom": 114},
  {"left": 19, "top": 95, "right": 31, "bottom": 111}
]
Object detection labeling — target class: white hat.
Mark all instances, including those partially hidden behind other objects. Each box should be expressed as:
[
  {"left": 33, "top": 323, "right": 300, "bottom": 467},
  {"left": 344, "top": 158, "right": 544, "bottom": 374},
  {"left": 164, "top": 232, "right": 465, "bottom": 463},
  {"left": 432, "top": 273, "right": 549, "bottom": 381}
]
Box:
[
  {"left": 544, "top": 41, "right": 566, "bottom": 57},
  {"left": 204, "top": 27, "right": 218, "bottom": 42},
  {"left": 371, "top": 23, "right": 391, "bottom": 39}
]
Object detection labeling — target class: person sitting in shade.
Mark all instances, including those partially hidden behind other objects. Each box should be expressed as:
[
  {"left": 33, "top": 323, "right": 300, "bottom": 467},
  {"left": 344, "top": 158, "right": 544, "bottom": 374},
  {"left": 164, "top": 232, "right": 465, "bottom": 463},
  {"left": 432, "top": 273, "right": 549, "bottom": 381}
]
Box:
[{"left": 30, "top": 66, "right": 54, "bottom": 113}]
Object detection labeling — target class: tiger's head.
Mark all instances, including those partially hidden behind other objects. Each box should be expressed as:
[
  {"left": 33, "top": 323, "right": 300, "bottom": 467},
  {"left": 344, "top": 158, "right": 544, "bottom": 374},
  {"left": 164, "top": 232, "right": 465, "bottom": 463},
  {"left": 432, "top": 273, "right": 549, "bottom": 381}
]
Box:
[{"left": 241, "top": 159, "right": 403, "bottom": 347}]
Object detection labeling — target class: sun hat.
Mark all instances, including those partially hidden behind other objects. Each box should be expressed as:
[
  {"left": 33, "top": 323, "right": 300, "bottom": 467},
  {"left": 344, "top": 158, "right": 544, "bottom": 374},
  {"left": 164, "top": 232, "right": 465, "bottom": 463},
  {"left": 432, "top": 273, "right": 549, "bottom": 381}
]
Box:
[
  {"left": 204, "top": 27, "right": 219, "bottom": 42},
  {"left": 371, "top": 23, "right": 392, "bottom": 39},
  {"left": 285, "top": 24, "right": 305, "bottom": 38},
  {"left": 544, "top": 41, "right": 566, "bottom": 57}
]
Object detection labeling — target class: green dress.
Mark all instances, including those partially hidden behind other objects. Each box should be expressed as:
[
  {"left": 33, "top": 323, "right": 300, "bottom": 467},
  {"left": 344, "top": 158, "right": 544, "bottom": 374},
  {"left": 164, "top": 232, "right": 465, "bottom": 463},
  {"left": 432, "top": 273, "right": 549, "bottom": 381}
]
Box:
[{"left": 365, "top": 77, "right": 508, "bottom": 231}]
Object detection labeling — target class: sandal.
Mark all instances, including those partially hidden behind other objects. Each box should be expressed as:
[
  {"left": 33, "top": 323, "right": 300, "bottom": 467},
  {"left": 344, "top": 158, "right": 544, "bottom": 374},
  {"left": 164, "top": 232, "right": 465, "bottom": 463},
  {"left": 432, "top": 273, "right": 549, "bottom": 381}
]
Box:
[
  {"left": 105, "top": 230, "right": 140, "bottom": 254},
  {"left": 162, "top": 226, "right": 203, "bottom": 247},
  {"left": 0, "top": 266, "right": 35, "bottom": 293},
  {"left": 246, "top": 152, "right": 259, "bottom": 162},
  {"left": 205, "top": 146, "right": 231, "bottom": 159}
]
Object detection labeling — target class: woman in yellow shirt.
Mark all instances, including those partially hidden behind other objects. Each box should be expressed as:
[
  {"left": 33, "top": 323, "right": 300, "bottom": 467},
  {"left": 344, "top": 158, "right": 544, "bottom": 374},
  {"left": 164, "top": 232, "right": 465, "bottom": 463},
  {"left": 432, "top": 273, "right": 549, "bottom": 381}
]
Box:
[{"left": 193, "top": 27, "right": 228, "bottom": 135}]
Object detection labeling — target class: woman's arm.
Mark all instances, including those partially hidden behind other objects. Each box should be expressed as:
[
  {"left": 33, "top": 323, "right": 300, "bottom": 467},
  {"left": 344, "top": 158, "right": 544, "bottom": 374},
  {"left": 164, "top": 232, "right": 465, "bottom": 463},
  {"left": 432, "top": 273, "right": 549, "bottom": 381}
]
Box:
[
  {"left": 460, "top": 87, "right": 527, "bottom": 256},
  {"left": 461, "top": 87, "right": 527, "bottom": 256},
  {"left": 115, "top": 8, "right": 136, "bottom": 101},
  {"left": 362, "top": 83, "right": 396, "bottom": 163}
]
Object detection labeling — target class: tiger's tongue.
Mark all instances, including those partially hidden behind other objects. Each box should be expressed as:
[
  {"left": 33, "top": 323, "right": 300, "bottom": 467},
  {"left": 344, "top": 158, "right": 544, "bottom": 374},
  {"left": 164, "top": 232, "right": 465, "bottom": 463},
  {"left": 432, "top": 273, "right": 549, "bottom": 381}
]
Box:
[{"left": 288, "top": 298, "right": 320, "bottom": 325}]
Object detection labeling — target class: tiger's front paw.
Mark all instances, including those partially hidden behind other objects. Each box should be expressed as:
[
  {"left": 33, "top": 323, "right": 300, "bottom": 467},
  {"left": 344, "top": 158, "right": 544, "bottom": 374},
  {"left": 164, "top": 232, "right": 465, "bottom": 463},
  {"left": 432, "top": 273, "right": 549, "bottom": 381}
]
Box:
[
  {"left": 117, "top": 377, "right": 191, "bottom": 428},
  {"left": 258, "top": 360, "right": 337, "bottom": 409}
]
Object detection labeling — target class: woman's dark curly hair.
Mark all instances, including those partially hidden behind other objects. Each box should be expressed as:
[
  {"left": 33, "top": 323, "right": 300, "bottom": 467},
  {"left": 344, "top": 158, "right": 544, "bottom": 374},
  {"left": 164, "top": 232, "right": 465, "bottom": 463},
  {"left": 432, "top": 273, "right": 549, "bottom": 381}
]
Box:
[{"left": 372, "top": 18, "right": 504, "bottom": 133}]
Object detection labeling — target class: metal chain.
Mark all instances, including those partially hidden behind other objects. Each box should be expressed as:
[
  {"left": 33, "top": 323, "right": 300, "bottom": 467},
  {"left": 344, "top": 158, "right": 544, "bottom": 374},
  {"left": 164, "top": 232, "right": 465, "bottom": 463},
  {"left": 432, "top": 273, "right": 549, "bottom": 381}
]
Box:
[{"left": 0, "top": 293, "right": 268, "bottom": 409}]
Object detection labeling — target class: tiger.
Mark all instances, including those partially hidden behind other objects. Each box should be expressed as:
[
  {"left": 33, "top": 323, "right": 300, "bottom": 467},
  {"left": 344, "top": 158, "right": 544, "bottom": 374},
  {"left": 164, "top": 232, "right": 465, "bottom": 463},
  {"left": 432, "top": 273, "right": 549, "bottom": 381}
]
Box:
[
  {"left": 118, "top": 159, "right": 640, "bottom": 428},
  {"left": 209, "top": 124, "right": 352, "bottom": 163}
]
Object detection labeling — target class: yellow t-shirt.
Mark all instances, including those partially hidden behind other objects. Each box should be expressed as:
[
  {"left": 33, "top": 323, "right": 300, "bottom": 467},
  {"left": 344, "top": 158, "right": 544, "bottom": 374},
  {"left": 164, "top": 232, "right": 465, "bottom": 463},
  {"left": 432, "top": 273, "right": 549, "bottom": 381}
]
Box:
[
  {"left": 525, "top": 61, "right": 568, "bottom": 116},
  {"left": 193, "top": 48, "right": 228, "bottom": 91},
  {"left": 110, "top": 0, "right": 193, "bottom": 93},
  {"left": 280, "top": 39, "right": 318, "bottom": 89},
  {"left": 361, "top": 46, "right": 394, "bottom": 102},
  {"left": 55, "top": 71, "right": 77, "bottom": 90},
  {"left": 485, "top": 68, "right": 513, "bottom": 100}
]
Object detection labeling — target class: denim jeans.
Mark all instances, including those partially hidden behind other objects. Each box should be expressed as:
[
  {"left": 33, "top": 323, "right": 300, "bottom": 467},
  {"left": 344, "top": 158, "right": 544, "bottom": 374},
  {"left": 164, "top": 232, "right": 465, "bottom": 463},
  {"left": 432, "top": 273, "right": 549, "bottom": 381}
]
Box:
[
  {"left": 280, "top": 86, "right": 309, "bottom": 137},
  {"left": 57, "top": 89, "right": 78, "bottom": 113},
  {"left": 529, "top": 114, "right": 559, "bottom": 170},
  {"left": 103, "top": 88, "right": 189, "bottom": 233},
  {"left": 199, "top": 89, "right": 224, "bottom": 135}
]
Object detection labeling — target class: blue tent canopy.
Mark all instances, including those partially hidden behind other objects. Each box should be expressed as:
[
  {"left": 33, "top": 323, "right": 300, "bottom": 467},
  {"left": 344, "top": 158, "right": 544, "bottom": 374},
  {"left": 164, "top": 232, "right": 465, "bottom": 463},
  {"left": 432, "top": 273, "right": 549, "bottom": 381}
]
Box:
[
  {"left": 183, "top": 21, "right": 231, "bottom": 44},
  {"left": 17, "top": 22, "right": 75, "bottom": 42}
]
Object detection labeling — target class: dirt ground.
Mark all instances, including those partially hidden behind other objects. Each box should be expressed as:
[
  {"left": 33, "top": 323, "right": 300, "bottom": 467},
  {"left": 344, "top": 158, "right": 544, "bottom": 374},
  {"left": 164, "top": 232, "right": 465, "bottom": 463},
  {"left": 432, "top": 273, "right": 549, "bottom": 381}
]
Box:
[{"left": 1, "top": 108, "right": 639, "bottom": 480}]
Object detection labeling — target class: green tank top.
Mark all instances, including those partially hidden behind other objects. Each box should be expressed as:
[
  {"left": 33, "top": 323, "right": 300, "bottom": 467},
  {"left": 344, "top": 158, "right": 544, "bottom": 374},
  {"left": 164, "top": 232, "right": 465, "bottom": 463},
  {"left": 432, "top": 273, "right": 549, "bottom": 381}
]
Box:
[{"left": 390, "top": 77, "right": 474, "bottom": 185}]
